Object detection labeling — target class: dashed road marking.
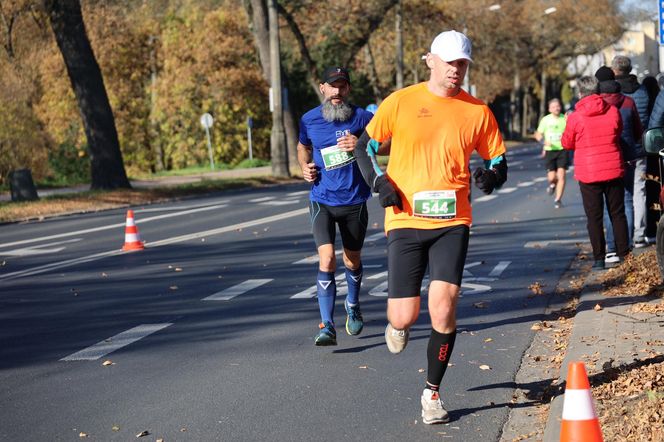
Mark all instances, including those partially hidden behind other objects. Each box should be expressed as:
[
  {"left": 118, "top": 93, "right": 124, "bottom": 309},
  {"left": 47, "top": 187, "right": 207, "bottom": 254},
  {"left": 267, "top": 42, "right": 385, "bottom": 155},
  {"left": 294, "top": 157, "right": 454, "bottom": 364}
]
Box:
[
  {"left": 0, "top": 207, "right": 309, "bottom": 281},
  {"left": 474, "top": 195, "right": 498, "bottom": 202},
  {"left": 0, "top": 203, "right": 229, "bottom": 250},
  {"left": 60, "top": 323, "right": 172, "bottom": 361},
  {"left": 524, "top": 239, "right": 588, "bottom": 248},
  {"left": 260, "top": 200, "right": 300, "bottom": 206},
  {"left": 517, "top": 181, "right": 534, "bottom": 187},
  {"left": 249, "top": 197, "right": 273, "bottom": 202},
  {"left": 203, "top": 279, "right": 272, "bottom": 301},
  {"left": 0, "top": 238, "right": 82, "bottom": 257},
  {"left": 497, "top": 187, "right": 517, "bottom": 194},
  {"left": 489, "top": 261, "right": 511, "bottom": 277}
]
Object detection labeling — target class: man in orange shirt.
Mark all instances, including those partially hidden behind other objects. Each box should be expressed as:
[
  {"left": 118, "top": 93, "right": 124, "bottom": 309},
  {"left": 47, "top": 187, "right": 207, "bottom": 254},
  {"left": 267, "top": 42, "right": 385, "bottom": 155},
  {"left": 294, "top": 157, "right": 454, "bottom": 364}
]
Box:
[{"left": 354, "top": 30, "right": 507, "bottom": 424}]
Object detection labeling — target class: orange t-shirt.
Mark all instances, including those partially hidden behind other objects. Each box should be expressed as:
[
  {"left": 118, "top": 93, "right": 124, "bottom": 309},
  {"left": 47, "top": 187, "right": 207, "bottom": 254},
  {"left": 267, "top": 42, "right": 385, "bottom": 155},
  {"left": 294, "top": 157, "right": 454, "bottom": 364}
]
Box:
[{"left": 366, "top": 82, "right": 506, "bottom": 232}]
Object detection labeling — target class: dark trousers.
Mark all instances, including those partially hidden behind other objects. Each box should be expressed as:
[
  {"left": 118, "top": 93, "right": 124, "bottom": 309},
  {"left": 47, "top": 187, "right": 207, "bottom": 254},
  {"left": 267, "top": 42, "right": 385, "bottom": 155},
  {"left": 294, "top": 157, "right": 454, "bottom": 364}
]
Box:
[{"left": 579, "top": 179, "right": 629, "bottom": 261}]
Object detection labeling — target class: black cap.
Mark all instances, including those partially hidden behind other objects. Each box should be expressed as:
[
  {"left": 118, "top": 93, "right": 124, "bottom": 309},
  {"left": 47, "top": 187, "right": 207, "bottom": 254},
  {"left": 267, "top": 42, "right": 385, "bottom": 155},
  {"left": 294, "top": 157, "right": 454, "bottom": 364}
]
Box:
[
  {"left": 594, "top": 66, "right": 615, "bottom": 82},
  {"left": 322, "top": 66, "right": 350, "bottom": 85}
]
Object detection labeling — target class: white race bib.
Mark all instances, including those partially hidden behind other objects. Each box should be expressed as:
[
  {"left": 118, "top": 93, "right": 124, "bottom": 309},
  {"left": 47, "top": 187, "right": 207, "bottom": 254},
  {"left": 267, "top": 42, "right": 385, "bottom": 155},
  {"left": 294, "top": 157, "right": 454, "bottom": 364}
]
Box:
[{"left": 413, "top": 190, "right": 457, "bottom": 219}]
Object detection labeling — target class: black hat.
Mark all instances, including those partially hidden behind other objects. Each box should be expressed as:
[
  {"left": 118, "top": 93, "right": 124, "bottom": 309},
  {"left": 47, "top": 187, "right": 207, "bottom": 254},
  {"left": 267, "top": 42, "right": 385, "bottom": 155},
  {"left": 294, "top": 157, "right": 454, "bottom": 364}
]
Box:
[
  {"left": 595, "top": 66, "right": 615, "bottom": 82},
  {"left": 322, "top": 66, "right": 350, "bottom": 85}
]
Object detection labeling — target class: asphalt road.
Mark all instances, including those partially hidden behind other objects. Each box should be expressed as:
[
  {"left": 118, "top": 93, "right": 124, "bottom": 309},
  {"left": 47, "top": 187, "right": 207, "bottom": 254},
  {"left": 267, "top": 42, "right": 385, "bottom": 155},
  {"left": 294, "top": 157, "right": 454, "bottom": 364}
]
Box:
[{"left": 0, "top": 143, "right": 589, "bottom": 441}]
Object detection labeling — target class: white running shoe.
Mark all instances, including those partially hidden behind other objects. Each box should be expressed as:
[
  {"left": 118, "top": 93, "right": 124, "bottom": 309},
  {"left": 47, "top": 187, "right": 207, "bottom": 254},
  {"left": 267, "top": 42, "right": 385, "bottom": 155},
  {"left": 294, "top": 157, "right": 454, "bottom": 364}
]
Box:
[
  {"left": 421, "top": 389, "right": 449, "bottom": 424},
  {"left": 605, "top": 252, "right": 619, "bottom": 263},
  {"left": 384, "top": 323, "right": 409, "bottom": 354}
]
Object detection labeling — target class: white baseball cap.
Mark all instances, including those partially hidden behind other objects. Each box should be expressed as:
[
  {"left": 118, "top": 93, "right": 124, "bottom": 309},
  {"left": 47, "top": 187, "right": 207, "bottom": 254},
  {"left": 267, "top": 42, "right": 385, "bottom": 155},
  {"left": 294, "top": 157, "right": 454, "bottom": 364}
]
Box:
[{"left": 427, "top": 30, "right": 473, "bottom": 63}]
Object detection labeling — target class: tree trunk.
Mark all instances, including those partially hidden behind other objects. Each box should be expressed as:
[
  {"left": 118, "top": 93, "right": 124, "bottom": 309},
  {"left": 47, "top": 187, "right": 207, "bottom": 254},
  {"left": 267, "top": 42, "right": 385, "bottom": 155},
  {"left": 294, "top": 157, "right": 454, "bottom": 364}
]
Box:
[
  {"left": 268, "top": 0, "right": 288, "bottom": 177},
  {"left": 395, "top": 0, "right": 403, "bottom": 89},
  {"left": 245, "top": 0, "right": 296, "bottom": 172},
  {"left": 45, "top": 0, "right": 130, "bottom": 190},
  {"left": 364, "top": 44, "right": 382, "bottom": 103}
]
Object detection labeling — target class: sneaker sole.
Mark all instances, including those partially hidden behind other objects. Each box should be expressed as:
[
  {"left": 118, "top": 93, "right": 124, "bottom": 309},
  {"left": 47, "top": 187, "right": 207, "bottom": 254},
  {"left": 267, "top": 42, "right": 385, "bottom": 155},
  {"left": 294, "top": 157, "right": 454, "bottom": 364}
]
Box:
[
  {"left": 314, "top": 338, "right": 337, "bottom": 346},
  {"left": 421, "top": 413, "right": 450, "bottom": 425}
]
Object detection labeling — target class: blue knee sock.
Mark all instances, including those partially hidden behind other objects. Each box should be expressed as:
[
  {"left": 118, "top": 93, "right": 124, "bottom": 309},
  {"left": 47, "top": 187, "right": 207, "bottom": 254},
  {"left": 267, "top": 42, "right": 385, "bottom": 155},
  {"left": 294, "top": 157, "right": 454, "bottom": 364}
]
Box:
[
  {"left": 345, "top": 265, "right": 363, "bottom": 306},
  {"left": 317, "top": 270, "right": 336, "bottom": 324}
]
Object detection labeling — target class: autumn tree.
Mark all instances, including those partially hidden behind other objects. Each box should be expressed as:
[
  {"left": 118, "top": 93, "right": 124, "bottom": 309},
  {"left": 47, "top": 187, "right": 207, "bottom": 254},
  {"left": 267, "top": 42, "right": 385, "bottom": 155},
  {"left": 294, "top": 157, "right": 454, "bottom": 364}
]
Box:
[{"left": 43, "top": 0, "right": 131, "bottom": 189}]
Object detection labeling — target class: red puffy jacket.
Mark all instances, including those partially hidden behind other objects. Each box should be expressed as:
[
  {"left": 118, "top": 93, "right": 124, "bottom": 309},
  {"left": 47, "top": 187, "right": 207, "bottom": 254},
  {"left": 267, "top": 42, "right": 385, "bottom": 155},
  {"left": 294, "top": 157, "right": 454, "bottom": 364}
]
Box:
[{"left": 561, "top": 94, "right": 624, "bottom": 184}]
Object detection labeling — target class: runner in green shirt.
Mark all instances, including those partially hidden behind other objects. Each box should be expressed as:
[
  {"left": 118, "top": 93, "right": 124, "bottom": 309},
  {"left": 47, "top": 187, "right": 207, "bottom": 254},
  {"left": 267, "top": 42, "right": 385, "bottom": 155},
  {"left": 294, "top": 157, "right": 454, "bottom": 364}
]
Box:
[{"left": 534, "top": 98, "right": 568, "bottom": 208}]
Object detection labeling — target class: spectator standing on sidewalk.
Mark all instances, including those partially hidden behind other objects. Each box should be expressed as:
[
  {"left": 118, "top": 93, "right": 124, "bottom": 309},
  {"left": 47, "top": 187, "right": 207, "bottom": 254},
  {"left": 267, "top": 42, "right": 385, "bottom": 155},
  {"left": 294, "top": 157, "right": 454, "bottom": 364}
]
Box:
[
  {"left": 297, "top": 66, "right": 374, "bottom": 346},
  {"left": 595, "top": 66, "right": 642, "bottom": 264},
  {"left": 561, "top": 75, "right": 629, "bottom": 269},
  {"left": 534, "top": 98, "right": 567, "bottom": 208},
  {"left": 612, "top": 56, "right": 651, "bottom": 248}
]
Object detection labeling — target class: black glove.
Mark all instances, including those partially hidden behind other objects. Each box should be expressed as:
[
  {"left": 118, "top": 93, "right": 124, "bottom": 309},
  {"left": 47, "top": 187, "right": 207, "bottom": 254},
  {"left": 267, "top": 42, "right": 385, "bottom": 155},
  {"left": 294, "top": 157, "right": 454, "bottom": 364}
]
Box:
[
  {"left": 473, "top": 167, "right": 498, "bottom": 195},
  {"left": 374, "top": 175, "right": 403, "bottom": 209}
]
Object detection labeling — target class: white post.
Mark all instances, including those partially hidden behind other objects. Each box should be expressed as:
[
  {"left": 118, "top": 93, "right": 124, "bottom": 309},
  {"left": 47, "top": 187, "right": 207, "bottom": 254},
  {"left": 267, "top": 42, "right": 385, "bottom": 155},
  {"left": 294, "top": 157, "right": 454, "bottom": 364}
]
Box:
[{"left": 204, "top": 126, "right": 215, "bottom": 170}]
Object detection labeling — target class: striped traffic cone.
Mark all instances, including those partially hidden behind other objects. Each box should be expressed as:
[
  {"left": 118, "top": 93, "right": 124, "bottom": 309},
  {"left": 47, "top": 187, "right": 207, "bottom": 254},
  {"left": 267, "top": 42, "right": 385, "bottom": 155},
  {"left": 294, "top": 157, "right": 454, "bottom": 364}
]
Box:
[
  {"left": 121, "top": 210, "right": 144, "bottom": 251},
  {"left": 560, "top": 361, "right": 603, "bottom": 442}
]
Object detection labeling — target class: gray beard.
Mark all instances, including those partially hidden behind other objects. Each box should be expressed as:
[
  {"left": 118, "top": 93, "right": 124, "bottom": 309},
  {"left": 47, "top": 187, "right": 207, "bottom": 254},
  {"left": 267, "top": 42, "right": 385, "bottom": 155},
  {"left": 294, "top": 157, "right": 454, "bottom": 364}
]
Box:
[{"left": 321, "top": 99, "right": 353, "bottom": 122}]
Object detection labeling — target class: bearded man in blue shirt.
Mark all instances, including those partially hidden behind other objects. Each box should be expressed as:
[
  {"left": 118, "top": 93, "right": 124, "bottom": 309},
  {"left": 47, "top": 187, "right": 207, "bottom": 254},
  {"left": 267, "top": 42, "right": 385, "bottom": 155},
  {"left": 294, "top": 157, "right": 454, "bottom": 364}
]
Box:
[{"left": 297, "top": 66, "right": 375, "bottom": 346}]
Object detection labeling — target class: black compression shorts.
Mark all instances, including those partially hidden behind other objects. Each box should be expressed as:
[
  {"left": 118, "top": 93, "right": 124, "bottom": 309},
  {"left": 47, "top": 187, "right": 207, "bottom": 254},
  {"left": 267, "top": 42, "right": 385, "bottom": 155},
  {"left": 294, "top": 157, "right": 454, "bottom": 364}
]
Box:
[
  {"left": 387, "top": 225, "right": 470, "bottom": 298},
  {"left": 545, "top": 150, "right": 569, "bottom": 171},
  {"left": 309, "top": 201, "right": 368, "bottom": 250}
]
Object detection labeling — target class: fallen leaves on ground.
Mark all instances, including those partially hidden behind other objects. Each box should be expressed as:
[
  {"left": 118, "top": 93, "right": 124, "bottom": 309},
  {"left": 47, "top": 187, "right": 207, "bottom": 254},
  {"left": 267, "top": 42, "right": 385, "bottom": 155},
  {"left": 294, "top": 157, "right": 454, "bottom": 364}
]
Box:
[
  {"left": 593, "top": 361, "right": 664, "bottom": 442},
  {"left": 528, "top": 281, "right": 544, "bottom": 296}
]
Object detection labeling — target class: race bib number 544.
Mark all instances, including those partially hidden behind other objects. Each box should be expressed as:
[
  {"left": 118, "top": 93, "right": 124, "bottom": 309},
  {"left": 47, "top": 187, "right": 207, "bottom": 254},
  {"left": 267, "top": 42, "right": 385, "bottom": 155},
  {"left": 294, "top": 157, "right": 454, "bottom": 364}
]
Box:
[{"left": 413, "top": 190, "right": 457, "bottom": 219}]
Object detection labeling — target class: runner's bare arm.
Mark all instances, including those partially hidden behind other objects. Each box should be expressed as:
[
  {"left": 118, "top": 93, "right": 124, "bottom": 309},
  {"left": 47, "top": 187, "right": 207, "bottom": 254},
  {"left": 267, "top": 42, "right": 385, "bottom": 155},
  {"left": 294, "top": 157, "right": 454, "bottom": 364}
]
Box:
[{"left": 297, "top": 142, "right": 317, "bottom": 183}]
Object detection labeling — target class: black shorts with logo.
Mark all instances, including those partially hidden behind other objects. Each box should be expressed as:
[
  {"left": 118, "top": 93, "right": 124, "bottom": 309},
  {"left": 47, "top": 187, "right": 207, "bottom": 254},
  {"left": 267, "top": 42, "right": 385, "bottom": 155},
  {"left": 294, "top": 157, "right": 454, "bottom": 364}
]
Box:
[
  {"left": 387, "top": 225, "right": 470, "bottom": 298},
  {"left": 309, "top": 201, "right": 368, "bottom": 250},
  {"left": 545, "top": 150, "right": 569, "bottom": 171}
]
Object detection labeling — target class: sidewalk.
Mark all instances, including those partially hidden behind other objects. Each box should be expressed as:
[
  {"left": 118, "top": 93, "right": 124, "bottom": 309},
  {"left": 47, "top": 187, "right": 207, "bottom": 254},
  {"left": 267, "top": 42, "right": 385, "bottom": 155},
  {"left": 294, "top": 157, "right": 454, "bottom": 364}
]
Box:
[
  {"left": 0, "top": 166, "right": 273, "bottom": 202},
  {"left": 542, "top": 246, "right": 664, "bottom": 440}
]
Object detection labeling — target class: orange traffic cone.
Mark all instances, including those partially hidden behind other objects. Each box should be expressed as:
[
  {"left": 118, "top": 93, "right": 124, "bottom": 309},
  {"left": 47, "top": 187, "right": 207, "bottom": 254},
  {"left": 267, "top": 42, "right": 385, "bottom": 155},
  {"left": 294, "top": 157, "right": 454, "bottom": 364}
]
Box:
[
  {"left": 121, "top": 210, "right": 144, "bottom": 251},
  {"left": 560, "top": 361, "right": 603, "bottom": 442}
]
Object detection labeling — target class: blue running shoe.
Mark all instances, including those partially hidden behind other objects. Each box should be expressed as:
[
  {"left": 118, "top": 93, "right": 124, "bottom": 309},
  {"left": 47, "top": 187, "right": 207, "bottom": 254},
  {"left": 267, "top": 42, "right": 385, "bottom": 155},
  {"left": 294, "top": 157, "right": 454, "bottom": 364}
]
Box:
[
  {"left": 314, "top": 321, "right": 337, "bottom": 346},
  {"left": 344, "top": 299, "right": 364, "bottom": 335}
]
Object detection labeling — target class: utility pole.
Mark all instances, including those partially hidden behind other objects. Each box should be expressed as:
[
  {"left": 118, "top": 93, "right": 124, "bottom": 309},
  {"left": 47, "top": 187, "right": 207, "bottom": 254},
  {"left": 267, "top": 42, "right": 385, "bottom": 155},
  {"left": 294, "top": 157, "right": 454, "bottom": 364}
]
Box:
[
  {"left": 395, "top": 0, "right": 404, "bottom": 89},
  {"left": 268, "top": 0, "right": 289, "bottom": 177}
]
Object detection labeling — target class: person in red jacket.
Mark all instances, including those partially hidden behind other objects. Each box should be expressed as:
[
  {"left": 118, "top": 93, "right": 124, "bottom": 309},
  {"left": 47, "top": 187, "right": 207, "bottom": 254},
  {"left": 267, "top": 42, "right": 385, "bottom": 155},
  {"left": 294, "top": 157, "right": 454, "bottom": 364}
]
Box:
[
  {"left": 595, "top": 66, "right": 643, "bottom": 263},
  {"left": 561, "top": 75, "right": 629, "bottom": 269}
]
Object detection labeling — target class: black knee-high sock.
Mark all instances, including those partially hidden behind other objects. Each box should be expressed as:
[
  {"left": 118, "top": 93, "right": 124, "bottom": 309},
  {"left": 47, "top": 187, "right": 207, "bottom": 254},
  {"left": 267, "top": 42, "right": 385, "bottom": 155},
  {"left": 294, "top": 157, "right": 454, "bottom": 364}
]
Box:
[{"left": 426, "top": 329, "right": 457, "bottom": 391}]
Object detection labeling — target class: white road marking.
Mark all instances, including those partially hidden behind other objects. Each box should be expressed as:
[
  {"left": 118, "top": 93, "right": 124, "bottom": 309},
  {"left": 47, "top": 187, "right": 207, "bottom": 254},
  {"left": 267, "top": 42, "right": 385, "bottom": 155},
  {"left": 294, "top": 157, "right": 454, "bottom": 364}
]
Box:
[
  {"left": 488, "top": 261, "right": 511, "bottom": 277},
  {"left": 474, "top": 195, "right": 498, "bottom": 202},
  {"left": 517, "top": 181, "right": 534, "bottom": 187},
  {"left": 260, "top": 200, "right": 300, "bottom": 206},
  {"left": 524, "top": 239, "right": 588, "bottom": 248},
  {"left": 369, "top": 280, "right": 388, "bottom": 297},
  {"left": 534, "top": 177, "right": 548, "bottom": 182},
  {"left": 138, "top": 201, "right": 229, "bottom": 213},
  {"left": 461, "top": 282, "right": 492, "bottom": 294},
  {"left": 287, "top": 190, "right": 310, "bottom": 197},
  {"left": 60, "top": 323, "right": 172, "bottom": 361},
  {"left": 203, "top": 279, "right": 272, "bottom": 301},
  {"left": 463, "top": 261, "right": 482, "bottom": 277},
  {"left": 249, "top": 197, "right": 273, "bottom": 202},
  {"left": 0, "top": 204, "right": 228, "bottom": 250},
  {"left": 367, "top": 271, "right": 388, "bottom": 280},
  {"left": 294, "top": 250, "right": 342, "bottom": 265},
  {"left": 0, "top": 238, "right": 82, "bottom": 257},
  {"left": 497, "top": 187, "right": 517, "bottom": 194},
  {"left": 0, "top": 208, "right": 309, "bottom": 281},
  {"left": 510, "top": 160, "right": 523, "bottom": 166}
]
